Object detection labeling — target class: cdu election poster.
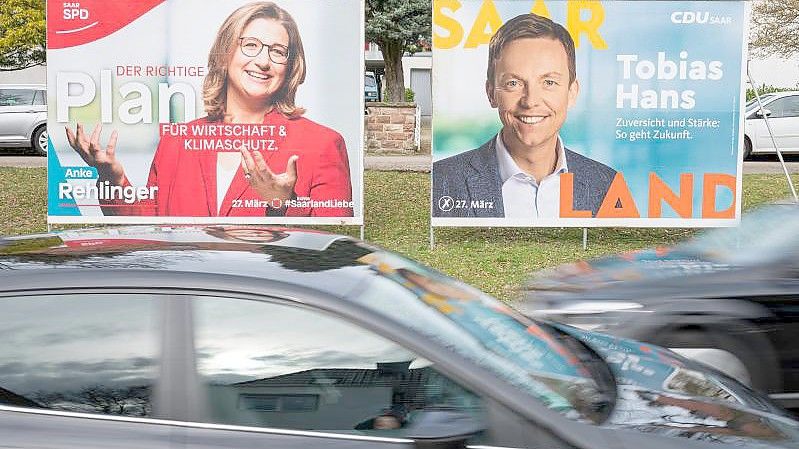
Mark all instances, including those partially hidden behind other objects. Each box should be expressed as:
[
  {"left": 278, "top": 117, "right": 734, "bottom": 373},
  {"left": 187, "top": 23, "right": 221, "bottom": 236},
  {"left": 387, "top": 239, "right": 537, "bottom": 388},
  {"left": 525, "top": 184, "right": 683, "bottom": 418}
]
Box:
[
  {"left": 47, "top": 0, "right": 364, "bottom": 224},
  {"left": 432, "top": 0, "right": 748, "bottom": 227}
]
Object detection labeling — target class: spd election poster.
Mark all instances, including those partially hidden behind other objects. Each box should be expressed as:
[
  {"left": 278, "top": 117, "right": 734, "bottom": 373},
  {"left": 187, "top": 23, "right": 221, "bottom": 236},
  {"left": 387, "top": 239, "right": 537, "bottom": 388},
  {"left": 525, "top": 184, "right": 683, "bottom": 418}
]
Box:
[
  {"left": 47, "top": 0, "right": 364, "bottom": 224},
  {"left": 431, "top": 0, "right": 747, "bottom": 227}
]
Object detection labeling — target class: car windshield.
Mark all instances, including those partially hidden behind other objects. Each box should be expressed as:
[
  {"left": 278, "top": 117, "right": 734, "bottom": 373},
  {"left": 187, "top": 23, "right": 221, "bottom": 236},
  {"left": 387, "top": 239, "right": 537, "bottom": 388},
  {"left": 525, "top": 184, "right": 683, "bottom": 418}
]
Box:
[
  {"left": 679, "top": 204, "right": 799, "bottom": 264},
  {"left": 745, "top": 95, "right": 774, "bottom": 113},
  {"left": 365, "top": 75, "right": 377, "bottom": 88},
  {"left": 351, "top": 249, "right": 613, "bottom": 424}
]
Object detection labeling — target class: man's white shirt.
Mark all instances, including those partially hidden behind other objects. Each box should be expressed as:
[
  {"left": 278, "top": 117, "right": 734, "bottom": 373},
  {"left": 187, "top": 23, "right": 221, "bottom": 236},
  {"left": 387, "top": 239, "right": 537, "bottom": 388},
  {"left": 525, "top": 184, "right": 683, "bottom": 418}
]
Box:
[{"left": 495, "top": 134, "right": 568, "bottom": 218}]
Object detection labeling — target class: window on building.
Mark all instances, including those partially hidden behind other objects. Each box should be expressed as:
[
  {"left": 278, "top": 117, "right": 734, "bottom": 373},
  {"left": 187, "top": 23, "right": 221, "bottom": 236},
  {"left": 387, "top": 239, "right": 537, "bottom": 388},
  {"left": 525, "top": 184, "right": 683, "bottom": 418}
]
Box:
[{"left": 239, "top": 394, "right": 319, "bottom": 412}]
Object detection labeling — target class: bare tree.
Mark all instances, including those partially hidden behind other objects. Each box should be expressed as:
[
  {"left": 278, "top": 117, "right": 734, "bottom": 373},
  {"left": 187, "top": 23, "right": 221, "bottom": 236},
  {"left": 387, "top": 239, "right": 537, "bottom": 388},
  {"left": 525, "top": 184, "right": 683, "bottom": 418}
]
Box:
[{"left": 33, "top": 385, "right": 151, "bottom": 416}]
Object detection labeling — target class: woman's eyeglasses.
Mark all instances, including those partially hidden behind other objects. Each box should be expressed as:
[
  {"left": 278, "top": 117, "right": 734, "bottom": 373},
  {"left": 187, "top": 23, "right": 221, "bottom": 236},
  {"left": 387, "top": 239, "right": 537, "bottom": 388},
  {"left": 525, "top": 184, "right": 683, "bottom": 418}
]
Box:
[{"left": 239, "top": 37, "right": 289, "bottom": 64}]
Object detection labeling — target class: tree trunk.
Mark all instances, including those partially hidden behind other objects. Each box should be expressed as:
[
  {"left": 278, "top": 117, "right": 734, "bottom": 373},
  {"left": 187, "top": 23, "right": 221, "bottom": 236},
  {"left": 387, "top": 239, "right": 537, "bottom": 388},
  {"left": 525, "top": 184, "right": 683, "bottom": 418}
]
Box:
[{"left": 379, "top": 39, "right": 405, "bottom": 103}]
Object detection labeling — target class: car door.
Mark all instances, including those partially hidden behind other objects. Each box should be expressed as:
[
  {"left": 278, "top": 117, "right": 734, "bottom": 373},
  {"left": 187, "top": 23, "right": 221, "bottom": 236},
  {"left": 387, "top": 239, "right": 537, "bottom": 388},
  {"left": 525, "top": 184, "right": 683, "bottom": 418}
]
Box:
[
  {"left": 0, "top": 88, "right": 38, "bottom": 143},
  {"left": 753, "top": 95, "right": 799, "bottom": 152},
  {"left": 0, "top": 292, "right": 177, "bottom": 449}
]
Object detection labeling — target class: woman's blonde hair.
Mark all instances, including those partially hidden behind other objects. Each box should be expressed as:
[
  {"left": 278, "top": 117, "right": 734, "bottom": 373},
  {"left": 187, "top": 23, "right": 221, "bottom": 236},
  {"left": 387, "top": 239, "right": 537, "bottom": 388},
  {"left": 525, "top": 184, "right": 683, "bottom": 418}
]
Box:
[{"left": 203, "top": 2, "right": 306, "bottom": 121}]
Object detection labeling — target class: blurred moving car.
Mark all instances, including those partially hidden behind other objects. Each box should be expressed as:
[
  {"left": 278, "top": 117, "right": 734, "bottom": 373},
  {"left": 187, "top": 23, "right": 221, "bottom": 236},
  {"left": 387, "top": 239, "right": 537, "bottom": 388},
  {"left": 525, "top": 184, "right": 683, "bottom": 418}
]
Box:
[
  {"left": 1, "top": 226, "right": 799, "bottom": 449},
  {"left": 0, "top": 84, "right": 47, "bottom": 156},
  {"left": 744, "top": 91, "right": 799, "bottom": 159},
  {"left": 519, "top": 203, "right": 799, "bottom": 409}
]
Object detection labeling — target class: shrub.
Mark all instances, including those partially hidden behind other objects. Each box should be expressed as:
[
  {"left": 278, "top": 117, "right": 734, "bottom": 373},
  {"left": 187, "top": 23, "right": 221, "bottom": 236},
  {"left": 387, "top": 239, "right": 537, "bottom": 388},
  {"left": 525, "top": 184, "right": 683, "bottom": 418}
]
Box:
[
  {"left": 746, "top": 85, "right": 797, "bottom": 101},
  {"left": 404, "top": 87, "right": 415, "bottom": 103}
]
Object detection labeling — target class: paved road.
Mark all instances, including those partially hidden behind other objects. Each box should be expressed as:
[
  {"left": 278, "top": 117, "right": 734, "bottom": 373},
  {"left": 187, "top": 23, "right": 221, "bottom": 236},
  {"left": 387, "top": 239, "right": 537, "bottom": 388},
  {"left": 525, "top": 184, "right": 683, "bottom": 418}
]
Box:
[
  {"left": 0, "top": 153, "right": 436, "bottom": 170},
  {"left": 0, "top": 154, "right": 47, "bottom": 167},
  {"left": 366, "top": 156, "right": 798, "bottom": 174},
  {"left": 743, "top": 156, "right": 799, "bottom": 174},
  {"left": 2, "top": 150, "right": 799, "bottom": 174},
  {"left": 365, "top": 155, "right": 431, "bottom": 172}
]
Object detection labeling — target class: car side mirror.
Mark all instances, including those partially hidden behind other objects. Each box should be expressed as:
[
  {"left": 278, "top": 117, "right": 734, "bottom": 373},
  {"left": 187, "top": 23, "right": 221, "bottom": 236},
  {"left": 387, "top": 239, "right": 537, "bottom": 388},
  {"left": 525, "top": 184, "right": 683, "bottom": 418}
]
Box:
[
  {"left": 755, "top": 108, "right": 772, "bottom": 118},
  {"left": 407, "top": 410, "right": 485, "bottom": 449}
]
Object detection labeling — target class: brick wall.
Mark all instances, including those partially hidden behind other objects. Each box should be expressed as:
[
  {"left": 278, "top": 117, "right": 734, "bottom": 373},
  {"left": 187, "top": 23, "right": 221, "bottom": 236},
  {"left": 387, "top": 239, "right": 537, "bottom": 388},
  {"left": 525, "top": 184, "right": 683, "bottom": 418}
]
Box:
[{"left": 365, "top": 103, "right": 418, "bottom": 154}]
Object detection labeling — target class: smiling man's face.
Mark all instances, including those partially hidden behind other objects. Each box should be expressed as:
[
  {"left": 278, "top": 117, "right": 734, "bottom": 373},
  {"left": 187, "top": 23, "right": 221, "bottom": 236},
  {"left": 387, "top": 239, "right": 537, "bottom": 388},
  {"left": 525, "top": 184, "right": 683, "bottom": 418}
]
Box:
[{"left": 487, "top": 37, "right": 578, "bottom": 155}]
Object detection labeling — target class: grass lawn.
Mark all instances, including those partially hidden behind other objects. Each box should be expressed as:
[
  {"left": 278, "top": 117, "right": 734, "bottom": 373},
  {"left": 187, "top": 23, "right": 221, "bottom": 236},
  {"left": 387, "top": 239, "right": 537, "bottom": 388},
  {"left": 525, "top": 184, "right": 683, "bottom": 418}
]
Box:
[{"left": 1, "top": 167, "right": 797, "bottom": 300}]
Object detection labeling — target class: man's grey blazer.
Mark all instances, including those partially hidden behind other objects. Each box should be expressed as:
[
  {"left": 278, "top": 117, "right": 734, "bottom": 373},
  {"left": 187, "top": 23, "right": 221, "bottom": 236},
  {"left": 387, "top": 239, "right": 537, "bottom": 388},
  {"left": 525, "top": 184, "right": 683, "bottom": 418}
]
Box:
[{"left": 432, "top": 137, "right": 616, "bottom": 218}]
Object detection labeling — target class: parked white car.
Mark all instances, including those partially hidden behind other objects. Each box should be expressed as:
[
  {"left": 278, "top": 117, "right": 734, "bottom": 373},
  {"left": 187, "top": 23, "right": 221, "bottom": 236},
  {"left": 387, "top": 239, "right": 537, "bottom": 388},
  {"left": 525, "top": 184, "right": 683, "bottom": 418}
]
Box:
[
  {"left": 744, "top": 91, "right": 799, "bottom": 159},
  {"left": 0, "top": 84, "right": 47, "bottom": 156}
]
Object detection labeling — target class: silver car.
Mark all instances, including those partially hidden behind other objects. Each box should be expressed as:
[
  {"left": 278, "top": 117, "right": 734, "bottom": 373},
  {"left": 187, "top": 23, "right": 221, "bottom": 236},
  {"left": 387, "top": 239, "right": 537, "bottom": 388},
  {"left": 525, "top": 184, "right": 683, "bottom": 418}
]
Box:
[
  {"left": 0, "top": 84, "right": 47, "bottom": 156},
  {"left": 2, "top": 226, "right": 799, "bottom": 449}
]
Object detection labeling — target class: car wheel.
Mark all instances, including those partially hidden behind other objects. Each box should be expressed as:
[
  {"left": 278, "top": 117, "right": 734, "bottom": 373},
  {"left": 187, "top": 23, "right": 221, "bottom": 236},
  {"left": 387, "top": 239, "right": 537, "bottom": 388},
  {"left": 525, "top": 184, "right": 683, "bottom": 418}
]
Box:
[
  {"left": 743, "top": 136, "right": 752, "bottom": 160},
  {"left": 653, "top": 325, "right": 781, "bottom": 393},
  {"left": 31, "top": 126, "right": 48, "bottom": 156}
]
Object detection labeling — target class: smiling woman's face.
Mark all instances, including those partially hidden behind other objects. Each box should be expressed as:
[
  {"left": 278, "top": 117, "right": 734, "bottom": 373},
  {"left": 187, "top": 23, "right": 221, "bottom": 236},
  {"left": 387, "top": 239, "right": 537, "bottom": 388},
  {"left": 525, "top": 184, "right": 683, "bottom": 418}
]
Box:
[{"left": 226, "top": 17, "right": 289, "bottom": 107}]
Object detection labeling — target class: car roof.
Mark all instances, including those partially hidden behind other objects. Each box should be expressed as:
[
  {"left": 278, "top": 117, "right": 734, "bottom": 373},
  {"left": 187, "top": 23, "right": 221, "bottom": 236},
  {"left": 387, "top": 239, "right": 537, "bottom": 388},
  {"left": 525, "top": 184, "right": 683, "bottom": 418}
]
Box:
[{"left": 0, "top": 226, "right": 379, "bottom": 298}]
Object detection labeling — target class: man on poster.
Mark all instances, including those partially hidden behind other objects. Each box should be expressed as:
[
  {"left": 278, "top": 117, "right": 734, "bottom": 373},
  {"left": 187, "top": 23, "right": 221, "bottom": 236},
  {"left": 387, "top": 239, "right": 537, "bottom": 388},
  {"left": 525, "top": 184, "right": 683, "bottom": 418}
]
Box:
[{"left": 433, "top": 13, "right": 616, "bottom": 219}]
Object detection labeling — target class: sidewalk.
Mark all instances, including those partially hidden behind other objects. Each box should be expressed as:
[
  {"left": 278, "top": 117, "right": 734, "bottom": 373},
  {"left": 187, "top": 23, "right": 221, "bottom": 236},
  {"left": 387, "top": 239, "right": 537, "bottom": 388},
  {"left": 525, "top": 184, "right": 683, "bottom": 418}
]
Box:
[
  {"left": 5, "top": 154, "right": 796, "bottom": 174},
  {"left": 365, "top": 155, "right": 431, "bottom": 172}
]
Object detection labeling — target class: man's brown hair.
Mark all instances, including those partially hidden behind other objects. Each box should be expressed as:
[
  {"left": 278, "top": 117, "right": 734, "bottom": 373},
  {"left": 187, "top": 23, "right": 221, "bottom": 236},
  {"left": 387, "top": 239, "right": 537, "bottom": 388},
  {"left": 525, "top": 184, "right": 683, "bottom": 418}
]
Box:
[{"left": 487, "top": 13, "right": 576, "bottom": 86}]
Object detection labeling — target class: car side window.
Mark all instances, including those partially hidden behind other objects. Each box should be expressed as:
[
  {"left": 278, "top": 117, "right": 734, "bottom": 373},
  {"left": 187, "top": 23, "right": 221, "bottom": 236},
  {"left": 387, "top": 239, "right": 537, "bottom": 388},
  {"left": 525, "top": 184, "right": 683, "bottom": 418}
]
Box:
[
  {"left": 784, "top": 96, "right": 799, "bottom": 117},
  {"left": 0, "top": 294, "right": 159, "bottom": 417},
  {"left": 193, "top": 296, "right": 486, "bottom": 438},
  {"left": 766, "top": 96, "right": 799, "bottom": 118},
  {"left": 32, "top": 90, "right": 45, "bottom": 105},
  {"left": 0, "top": 89, "right": 36, "bottom": 106}
]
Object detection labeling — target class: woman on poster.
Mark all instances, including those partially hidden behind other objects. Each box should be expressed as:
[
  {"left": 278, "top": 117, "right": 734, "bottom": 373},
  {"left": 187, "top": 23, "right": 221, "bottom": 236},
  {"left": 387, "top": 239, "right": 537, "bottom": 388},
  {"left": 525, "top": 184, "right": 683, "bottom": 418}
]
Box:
[{"left": 65, "top": 1, "right": 353, "bottom": 217}]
